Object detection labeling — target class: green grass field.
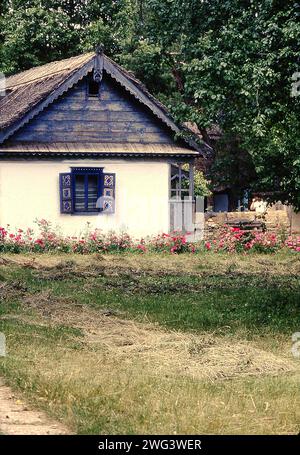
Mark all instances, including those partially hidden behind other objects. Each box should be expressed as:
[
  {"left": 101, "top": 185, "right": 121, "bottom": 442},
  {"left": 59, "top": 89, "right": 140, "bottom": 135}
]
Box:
[{"left": 0, "top": 252, "right": 299, "bottom": 434}]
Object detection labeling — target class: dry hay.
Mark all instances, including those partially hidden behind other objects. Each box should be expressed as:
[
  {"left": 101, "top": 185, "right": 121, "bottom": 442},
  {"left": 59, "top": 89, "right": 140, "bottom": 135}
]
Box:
[
  {"left": 15, "top": 293, "right": 298, "bottom": 382},
  {"left": 1, "top": 257, "right": 298, "bottom": 382},
  {"left": 0, "top": 281, "right": 28, "bottom": 300},
  {"left": 2, "top": 255, "right": 299, "bottom": 281}
]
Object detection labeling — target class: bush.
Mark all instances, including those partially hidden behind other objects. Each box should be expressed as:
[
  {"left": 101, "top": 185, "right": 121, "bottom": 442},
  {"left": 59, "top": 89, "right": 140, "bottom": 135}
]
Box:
[
  {"left": 204, "top": 226, "right": 281, "bottom": 253},
  {"left": 285, "top": 236, "right": 300, "bottom": 253},
  {"left": 0, "top": 220, "right": 299, "bottom": 255}
]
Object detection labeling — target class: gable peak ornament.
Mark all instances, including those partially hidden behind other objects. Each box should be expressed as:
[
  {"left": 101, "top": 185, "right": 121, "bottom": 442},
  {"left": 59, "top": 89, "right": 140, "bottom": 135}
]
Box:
[{"left": 93, "top": 44, "right": 104, "bottom": 83}]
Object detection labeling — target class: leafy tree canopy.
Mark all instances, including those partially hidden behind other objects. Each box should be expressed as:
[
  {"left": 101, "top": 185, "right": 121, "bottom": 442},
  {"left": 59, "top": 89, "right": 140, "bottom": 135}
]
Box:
[{"left": 0, "top": 1, "right": 299, "bottom": 208}]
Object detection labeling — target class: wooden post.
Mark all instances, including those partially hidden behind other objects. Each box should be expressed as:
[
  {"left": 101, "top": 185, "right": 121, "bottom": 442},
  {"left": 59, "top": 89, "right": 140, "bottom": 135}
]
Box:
[
  {"left": 178, "top": 163, "right": 182, "bottom": 199},
  {"left": 189, "top": 162, "right": 194, "bottom": 200}
]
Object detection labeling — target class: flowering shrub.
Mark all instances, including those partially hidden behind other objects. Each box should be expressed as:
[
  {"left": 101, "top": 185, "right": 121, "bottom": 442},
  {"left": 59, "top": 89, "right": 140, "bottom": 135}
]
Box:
[
  {"left": 72, "top": 231, "right": 133, "bottom": 254},
  {"left": 285, "top": 236, "right": 300, "bottom": 252},
  {"left": 148, "top": 232, "right": 196, "bottom": 254},
  {"left": 0, "top": 220, "right": 299, "bottom": 255},
  {"left": 204, "top": 226, "right": 281, "bottom": 253},
  {"left": 0, "top": 220, "right": 71, "bottom": 253}
]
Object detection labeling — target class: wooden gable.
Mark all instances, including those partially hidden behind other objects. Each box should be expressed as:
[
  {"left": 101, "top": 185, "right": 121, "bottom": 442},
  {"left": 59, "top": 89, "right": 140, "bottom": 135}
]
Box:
[{"left": 10, "top": 73, "right": 176, "bottom": 145}]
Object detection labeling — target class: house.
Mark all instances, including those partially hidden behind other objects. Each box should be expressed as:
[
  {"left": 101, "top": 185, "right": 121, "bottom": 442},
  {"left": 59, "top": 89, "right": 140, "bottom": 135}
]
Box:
[{"left": 0, "top": 49, "right": 210, "bottom": 238}]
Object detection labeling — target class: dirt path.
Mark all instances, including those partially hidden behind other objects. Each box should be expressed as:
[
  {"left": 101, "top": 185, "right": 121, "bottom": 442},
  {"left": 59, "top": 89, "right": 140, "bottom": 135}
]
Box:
[{"left": 0, "top": 378, "right": 71, "bottom": 435}]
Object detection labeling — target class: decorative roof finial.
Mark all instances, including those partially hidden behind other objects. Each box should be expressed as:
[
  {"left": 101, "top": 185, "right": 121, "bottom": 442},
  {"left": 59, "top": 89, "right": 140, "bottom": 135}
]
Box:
[
  {"left": 93, "top": 44, "right": 104, "bottom": 83},
  {"left": 95, "top": 44, "right": 104, "bottom": 56}
]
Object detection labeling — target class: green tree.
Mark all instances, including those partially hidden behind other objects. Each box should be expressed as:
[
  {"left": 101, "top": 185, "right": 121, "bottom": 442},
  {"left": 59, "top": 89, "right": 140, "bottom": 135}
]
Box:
[
  {"left": 1, "top": 1, "right": 299, "bottom": 208},
  {"left": 120, "top": 1, "right": 300, "bottom": 209},
  {"left": 0, "top": 0, "right": 134, "bottom": 73}
]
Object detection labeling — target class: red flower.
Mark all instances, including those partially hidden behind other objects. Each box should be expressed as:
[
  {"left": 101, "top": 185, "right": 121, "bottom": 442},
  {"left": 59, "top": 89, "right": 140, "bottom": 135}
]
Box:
[{"left": 35, "top": 239, "right": 45, "bottom": 247}]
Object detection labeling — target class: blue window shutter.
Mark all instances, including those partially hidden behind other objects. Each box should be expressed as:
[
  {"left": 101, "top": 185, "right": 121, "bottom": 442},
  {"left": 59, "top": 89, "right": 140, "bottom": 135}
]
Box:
[
  {"left": 59, "top": 173, "right": 73, "bottom": 213},
  {"left": 102, "top": 173, "right": 116, "bottom": 213}
]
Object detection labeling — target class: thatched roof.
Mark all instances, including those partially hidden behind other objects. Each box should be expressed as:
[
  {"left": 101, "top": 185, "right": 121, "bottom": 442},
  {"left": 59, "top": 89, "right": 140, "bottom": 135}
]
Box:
[{"left": 0, "top": 53, "right": 94, "bottom": 131}]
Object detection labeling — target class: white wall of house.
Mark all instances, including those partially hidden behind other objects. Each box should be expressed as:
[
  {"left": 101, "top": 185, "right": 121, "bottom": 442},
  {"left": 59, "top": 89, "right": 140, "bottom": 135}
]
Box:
[{"left": 0, "top": 159, "right": 170, "bottom": 239}]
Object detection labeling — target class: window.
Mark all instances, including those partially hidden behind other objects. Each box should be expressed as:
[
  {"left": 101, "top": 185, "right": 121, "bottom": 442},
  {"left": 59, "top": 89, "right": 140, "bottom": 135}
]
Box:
[
  {"left": 72, "top": 168, "right": 102, "bottom": 213},
  {"left": 59, "top": 169, "right": 115, "bottom": 215},
  {"left": 87, "top": 78, "right": 99, "bottom": 97}
]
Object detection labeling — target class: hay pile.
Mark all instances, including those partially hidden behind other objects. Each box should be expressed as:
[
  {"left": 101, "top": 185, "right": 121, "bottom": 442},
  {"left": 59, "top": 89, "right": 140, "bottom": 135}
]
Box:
[
  {"left": 18, "top": 295, "right": 297, "bottom": 382},
  {"left": 1, "top": 258, "right": 297, "bottom": 382}
]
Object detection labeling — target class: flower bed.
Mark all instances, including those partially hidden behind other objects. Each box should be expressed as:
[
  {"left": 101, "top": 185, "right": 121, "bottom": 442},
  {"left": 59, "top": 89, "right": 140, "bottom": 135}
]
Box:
[
  {"left": 285, "top": 236, "right": 300, "bottom": 253},
  {"left": 0, "top": 220, "right": 299, "bottom": 254},
  {"left": 204, "top": 226, "right": 281, "bottom": 253}
]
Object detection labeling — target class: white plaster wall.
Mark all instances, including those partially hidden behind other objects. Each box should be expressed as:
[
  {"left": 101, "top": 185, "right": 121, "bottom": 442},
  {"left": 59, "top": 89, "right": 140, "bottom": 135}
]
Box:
[{"left": 0, "top": 159, "right": 170, "bottom": 239}]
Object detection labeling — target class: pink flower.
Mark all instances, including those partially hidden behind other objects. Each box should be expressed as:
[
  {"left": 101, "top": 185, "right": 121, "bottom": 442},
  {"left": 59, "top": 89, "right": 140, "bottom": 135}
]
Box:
[{"left": 205, "top": 241, "right": 211, "bottom": 250}]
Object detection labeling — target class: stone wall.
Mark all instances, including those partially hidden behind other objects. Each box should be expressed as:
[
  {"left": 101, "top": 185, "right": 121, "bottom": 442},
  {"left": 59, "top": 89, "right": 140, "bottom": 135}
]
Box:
[
  {"left": 289, "top": 208, "right": 300, "bottom": 234},
  {"left": 199, "top": 208, "right": 291, "bottom": 240}
]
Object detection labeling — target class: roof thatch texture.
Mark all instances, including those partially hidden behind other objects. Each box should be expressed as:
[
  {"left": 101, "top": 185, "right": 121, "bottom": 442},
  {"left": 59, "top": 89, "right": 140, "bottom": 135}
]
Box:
[{"left": 0, "top": 53, "right": 94, "bottom": 131}]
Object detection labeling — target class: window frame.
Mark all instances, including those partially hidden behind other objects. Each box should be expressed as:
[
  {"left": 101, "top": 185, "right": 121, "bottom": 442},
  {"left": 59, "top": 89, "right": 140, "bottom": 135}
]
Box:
[
  {"left": 71, "top": 167, "right": 103, "bottom": 214},
  {"left": 86, "top": 77, "right": 100, "bottom": 98}
]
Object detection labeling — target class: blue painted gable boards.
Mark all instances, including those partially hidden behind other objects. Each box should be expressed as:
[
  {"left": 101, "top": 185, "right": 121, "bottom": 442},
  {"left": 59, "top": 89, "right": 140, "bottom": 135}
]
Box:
[{"left": 10, "top": 74, "right": 175, "bottom": 144}]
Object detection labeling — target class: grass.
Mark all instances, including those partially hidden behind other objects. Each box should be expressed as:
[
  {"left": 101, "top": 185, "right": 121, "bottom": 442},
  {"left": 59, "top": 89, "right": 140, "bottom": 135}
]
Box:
[{"left": 0, "top": 252, "right": 299, "bottom": 434}]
